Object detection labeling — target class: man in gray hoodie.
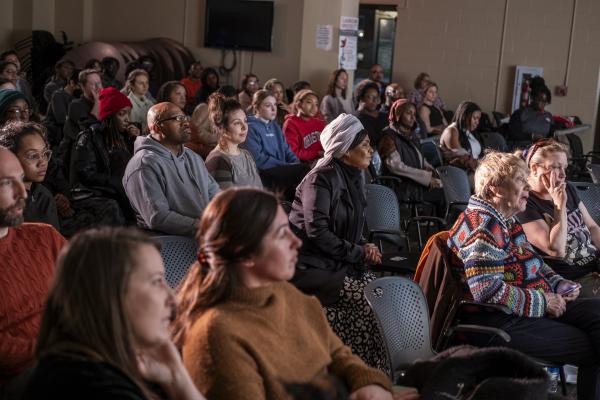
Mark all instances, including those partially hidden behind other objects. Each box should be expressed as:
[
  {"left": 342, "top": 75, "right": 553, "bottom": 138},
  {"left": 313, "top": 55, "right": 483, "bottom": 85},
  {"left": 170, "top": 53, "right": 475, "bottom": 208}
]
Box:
[{"left": 123, "top": 102, "right": 220, "bottom": 236}]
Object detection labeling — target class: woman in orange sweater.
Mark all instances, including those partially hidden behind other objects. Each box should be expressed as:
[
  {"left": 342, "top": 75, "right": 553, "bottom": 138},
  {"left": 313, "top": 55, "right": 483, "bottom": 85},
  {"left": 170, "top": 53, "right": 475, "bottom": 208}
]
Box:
[{"left": 172, "top": 188, "right": 413, "bottom": 400}]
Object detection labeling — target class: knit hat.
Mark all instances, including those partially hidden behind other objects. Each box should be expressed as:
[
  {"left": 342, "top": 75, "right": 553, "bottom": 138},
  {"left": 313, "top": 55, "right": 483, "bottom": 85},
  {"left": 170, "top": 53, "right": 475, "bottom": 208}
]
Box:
[
  {"left": 0, "top": 89, "right": 29, "bottom": 119},
  {"left": 98, "top": 87, "right": 132, "bottom": 121},
  {"left": 313, "top": 113, "right": 364, "bottom": 170}
]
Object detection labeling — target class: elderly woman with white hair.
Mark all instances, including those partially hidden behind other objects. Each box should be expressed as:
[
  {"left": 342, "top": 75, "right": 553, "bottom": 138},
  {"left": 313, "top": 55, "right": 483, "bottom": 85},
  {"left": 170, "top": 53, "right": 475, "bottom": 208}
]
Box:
[
  {"left": 289, "top": 113, "right": 387, "bottom": 371},
  {"left": 447, "top": 150, "right": 600, "bottom": 400}
]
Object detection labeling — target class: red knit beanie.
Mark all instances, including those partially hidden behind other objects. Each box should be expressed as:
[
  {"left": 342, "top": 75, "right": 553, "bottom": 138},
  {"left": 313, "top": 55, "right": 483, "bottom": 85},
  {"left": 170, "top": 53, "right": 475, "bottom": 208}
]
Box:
[{"left": 98, "top": 87, "right": 132, "bottom": 121}]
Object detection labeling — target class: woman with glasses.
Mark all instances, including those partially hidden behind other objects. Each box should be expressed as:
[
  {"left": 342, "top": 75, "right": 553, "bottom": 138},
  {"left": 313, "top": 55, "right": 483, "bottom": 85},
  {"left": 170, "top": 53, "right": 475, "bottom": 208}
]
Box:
[
  {"left": 126, "top": 69, "right": 155, "bottom": 133},
  {"left": 354, "top": 80, "right": 388, "bottom": 148},
  {"left": 519, "top": 139, "right": 600, "bottom": 298},
  {"left": 0, "top": 89, "right": 31, "bottom": 125}
]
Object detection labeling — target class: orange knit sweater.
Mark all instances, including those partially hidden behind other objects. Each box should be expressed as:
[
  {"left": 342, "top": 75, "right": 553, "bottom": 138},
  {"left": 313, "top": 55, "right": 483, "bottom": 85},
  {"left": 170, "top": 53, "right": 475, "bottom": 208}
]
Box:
[
  {"left": 182, "top": 281, "right": 392, "bottom": 400},
  {"left": 0, "top": 223, "right": 65, "bottom": 383}
]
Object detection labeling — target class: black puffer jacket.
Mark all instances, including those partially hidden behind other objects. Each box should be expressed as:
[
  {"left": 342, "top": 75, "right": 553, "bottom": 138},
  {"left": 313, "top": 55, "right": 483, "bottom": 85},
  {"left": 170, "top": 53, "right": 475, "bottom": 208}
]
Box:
[{"left": 289, "top": 159, "right": 366, "bottom": 305}]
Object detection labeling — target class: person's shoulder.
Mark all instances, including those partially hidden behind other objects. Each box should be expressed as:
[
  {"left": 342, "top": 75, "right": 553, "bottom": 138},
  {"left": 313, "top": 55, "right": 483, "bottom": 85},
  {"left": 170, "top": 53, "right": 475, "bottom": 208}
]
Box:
[{"left": 16, "top": 222, "right": 64, "bottom": 241}]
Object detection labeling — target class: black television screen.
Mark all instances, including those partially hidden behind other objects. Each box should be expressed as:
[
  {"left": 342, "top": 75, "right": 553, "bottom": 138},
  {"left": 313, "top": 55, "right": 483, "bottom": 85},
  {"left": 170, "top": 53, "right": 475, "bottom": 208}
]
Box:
[{"left": 204, "top": 0, "right": 274, "bottom": 52}]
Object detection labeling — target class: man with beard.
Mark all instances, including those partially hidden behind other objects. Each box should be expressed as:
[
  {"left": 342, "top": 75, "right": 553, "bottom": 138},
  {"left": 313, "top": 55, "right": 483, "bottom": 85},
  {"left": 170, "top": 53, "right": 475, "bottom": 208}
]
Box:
[
  {"left": 0, "top": 147, "right": 65, "bottom": 384},
  {"left": 123, "top": 102, "right": 220, "bottom": 236}
]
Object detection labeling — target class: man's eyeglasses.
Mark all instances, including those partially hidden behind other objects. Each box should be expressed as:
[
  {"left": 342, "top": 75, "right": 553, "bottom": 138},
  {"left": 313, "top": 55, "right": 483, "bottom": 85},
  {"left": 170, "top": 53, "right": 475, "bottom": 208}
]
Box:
[
  {"left": 157, "top": 114, "right": 190, "bottom": 124},
  {"left": 23, "top": 149, "right": 52, "bottom": 164}
]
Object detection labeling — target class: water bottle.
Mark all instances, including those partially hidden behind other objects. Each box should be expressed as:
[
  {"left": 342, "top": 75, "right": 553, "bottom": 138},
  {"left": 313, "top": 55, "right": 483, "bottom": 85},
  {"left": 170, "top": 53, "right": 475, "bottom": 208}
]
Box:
[{"left": 546, "top": 367, "right": 560, "bottom": 393}]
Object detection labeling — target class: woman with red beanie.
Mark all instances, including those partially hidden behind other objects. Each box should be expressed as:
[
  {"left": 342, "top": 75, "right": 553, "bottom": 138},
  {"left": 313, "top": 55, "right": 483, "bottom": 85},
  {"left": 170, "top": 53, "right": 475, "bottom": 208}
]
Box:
[
  {"left": 70, "top": 87, "right": 140, "bottom": 221},
  {"left": 283, "top": 89, "right": 325, "bottom": 164}
]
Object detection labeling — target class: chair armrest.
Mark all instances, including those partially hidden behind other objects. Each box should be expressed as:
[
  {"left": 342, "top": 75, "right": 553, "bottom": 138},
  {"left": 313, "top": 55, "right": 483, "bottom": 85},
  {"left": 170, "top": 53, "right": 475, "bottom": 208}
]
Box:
[
  {"left": 459, "top": 300, "right": 512, "bottom": 315},
  {"left": 373, "top": 175, "right": 403, "bottom": 186},
  {"left": 367, "top": 229, "right": 406, "bottom": 242},
  {"left": 450, "top": 324, "right": 511, "bottom": 343}
]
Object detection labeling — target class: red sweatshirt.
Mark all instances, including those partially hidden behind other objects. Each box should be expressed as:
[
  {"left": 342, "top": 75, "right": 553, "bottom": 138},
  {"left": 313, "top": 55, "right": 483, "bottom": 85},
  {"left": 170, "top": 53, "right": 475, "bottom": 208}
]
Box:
[
  {"left": 0, "top": 223, "right": 65, "bottom": 383},
  {"left": 283, "top": 114, "right": 325, "bottom": 162}
]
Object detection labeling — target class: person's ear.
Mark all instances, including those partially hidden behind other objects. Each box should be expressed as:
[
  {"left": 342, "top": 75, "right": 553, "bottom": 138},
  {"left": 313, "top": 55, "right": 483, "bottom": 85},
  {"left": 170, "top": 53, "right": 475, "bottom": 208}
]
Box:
[
  {"left": 488, "top": 184, "right": 503, "bottom": 199},
  {"left": 239, "top": 258, "right": 255, "bottom": 270}
]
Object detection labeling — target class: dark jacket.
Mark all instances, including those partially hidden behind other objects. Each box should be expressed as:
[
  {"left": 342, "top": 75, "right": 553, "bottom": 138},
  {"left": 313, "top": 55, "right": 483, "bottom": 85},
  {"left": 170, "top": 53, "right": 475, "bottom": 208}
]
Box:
[
  {"left": 289, "top": 159, "right": 365, "bottom": 305},
  {"left": 24, "top": 183, "right": 60, "bottom": 231}
]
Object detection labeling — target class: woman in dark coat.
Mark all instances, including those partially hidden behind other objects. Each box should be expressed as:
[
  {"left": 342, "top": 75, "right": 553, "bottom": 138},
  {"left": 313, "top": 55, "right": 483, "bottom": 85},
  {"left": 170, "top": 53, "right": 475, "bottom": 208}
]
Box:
[{"left": 289, "top": 113, "right": 387, "bottom": 371}]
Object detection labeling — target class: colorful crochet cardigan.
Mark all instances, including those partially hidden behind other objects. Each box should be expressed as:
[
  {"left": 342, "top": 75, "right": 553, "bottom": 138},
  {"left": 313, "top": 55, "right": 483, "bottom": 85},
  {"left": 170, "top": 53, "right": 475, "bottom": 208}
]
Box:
[{"left": 447, "top": 196, "right": 564, "bottom": 318}]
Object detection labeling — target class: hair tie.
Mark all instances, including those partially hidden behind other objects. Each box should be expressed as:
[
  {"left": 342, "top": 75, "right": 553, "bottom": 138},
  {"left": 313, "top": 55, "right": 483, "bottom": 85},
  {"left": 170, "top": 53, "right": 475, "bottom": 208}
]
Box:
[{"left": 198, "top": 249, "right": 209, "bottom": 265}]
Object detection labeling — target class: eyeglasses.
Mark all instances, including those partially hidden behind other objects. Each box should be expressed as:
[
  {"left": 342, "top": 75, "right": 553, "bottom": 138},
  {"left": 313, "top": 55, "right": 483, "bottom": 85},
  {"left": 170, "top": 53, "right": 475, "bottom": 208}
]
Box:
[
  {"left": 23, "top": 149, "right": 52, "bottom": 164},
  {"left": 364, "top": 95, "right": 381, "bottom": 102},
  {"left": 157, "top": 114, "right": 190, "bottom": 124},
  {"left": 7, "top": 107, "right": 30, "bottom": 118}
]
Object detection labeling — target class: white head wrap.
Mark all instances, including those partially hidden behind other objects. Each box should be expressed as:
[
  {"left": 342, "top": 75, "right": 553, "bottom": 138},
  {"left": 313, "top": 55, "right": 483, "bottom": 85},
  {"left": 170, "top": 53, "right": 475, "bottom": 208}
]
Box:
[{"left": 313, "top": 113, "right": 365, "bottom": 170}]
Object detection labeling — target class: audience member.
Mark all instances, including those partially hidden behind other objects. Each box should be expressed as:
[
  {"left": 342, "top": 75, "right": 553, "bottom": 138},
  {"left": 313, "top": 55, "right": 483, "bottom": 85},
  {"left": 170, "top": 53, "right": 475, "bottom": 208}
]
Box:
[
  {"left": 43, "top": 60, "right": 74, "bottom": 103},
  {"left": 23, "top": 227, "right": 206, "bottom": 400},
  {"left": 44, "top": 68, "right": 80, "bottom": 149},
  {"left": 238, "top": 73, "right": 260, "bottom": 111},
  {"left": 289, "top": 114, "right": 387, "bottom": 370},
  {"left": 292, "top": 80, "right": 311, "bottom": 95},
  {"left": 381, "top": 82, "right": 405, "bottom": 114},
  {"left": 439, "top": 101, "right": 482, "bottom": 174},
  {"left": 408, "top": 72, "right": 446, "bottom": 109},
  {"left": 0, "top": 51, "right": 30, "bottom": 97},
  {"left": 354, "top": 80, "right": 388, "bottom": 147},
  {"left": 263, "top": 78, "right": 290, "bottom": 127},
  {"left": 378, "top": 99, "right": 443, "bottom": 209},
  {"left": 181, "top": 61, "right": 203, "bottom": 110},
  {"left": 84, "top": 58, "right": 101, "bottom": 71},
  {"left": 0, "top": 89, "right": 31, "bottom": 125},
  {"left": 283, "top": 89, "right": 324, "bottom": 164},
  {"left": 0, "top": 61, "right": 18, "bottom": 89},
  {"left": 509, "top": 82, "right": 553, "bottom": 141},
  {"left": 519, "top": 139, "right": 600, "bottom": 297},
  {"left": 447, "top": 151, "right": 600, "bottom": 400},
  {"left": 242, "top": 90, "right": 308, "bottom": 198},
  {"left": 59, "top": 69, "right": 103, "bottom": 171},
  {"left": 125, "top": 69, "right": 155, "bottom": 133},
  {"left": 137, "top": 55, "right": 160, "bottom": 97},
  {"left": 0, "top": 146, "right": 66, "bottom": 384},
  {"left": 204, "top": 94, "right": 262, "bottom": 189},
  {"left": 320, "top": 68, "right": 353, "bottom": 123},
  {"left": 157, "top": 81, "right": 187, "bottom": 112},
  {"left": 369, "top": 63, "right": 387, "bottom": 100},
  {"left": 123, "top": 102, "right": 220, "bottom": 236},
  {"left": 195, "top": 67, "right": 219, "bottom": 104},
  {"left": 186, "top": 103, "right": 215, "bottom": 159},
  {"left": 172, "top": 188, "right": 396, "bottom": 400},
  {"left": 100, "top": 56, "right": 123, "bottom": 90},
  {"left": 418, "top": 81, "right": 448, "bottom": 135},
  {"left": 0, "top": 77, "right": 16, "bottom": 91}
]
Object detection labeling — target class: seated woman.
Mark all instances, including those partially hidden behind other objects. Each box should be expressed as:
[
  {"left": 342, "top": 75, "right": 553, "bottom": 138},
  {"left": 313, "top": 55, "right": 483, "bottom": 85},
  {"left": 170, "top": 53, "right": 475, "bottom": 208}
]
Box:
[
  {"left": 0, "top": 88, "right": 30, "bottom": 125},
  {"left": 282, "top": 89, "right": 324, "bottom": 165},
  {"left": 289, "top": 114, "right": 387, "bottom": 371},
  {"left": 195, "top": 68, "right": 220, "bottom": 104},
  {"left": 71, "top": 87, "right": 140, "bottom": 221},
  {"left": 519, "top": 139, "right": 600, "bottom": 297},
  {"left": 263, "top": 78, "right": 290, "bottom": 127},
  {"left": 417, "top": 82, "right": 447, "bottom": 136},
  {"left": 320, "top": 68, "right": 353, "bottom": 123},
  {"left": 447, "top": 151, "right": 600, "bottom": 400},
  {"left": 157, "top": 81, "right": 187, "bottom": 112},
  {"left": 204, "top": 93, "right": 262, "bottom": 189},
  {"left": 439, "top": 101, "right": 482, "bottom": 174},
  {"left": 509, "top": 80, "right": 553, "bottom": 142},
  {"left": 23, "top": 227, "right": 205, "bottom": 399},
  {"left": 238, "top": 73, "right": 259, "bottom": 112},
  {"left": 172, "top": 188, "right": 399, "bottom": 400},
  {"left": 242, "top": 90, "right": 308, "bottom": 198},
  {"left": 378, "top": 99, "right": 443, "bottom": 211},
  {"left": 354, "top": 80, "right": 388, "bottom": 148},
  {"left": 408, "top": 72, "right": 446, "bottom": 109},
  {"left": 125, "top": 69, "right": 155, "bottom": 133}
]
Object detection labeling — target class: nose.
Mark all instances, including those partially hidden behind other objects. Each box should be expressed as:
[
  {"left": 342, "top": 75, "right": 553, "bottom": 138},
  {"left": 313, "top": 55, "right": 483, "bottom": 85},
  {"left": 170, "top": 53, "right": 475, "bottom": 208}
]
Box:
[
  {"left": 291, "top": 232, "right": 302, "bottom": 249},
  {"left": 15, "top": 179, "right": 27, "bottom": 200}
]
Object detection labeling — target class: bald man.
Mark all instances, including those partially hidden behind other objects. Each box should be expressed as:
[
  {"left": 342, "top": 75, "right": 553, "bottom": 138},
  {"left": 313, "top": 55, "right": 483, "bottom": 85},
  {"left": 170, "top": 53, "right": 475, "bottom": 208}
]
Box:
[
  {"left": 122, "top": 102, "right": 220, "bottom": 236},
  {"left": 0, "top": 147, "right": 65, "bottom": 384}
]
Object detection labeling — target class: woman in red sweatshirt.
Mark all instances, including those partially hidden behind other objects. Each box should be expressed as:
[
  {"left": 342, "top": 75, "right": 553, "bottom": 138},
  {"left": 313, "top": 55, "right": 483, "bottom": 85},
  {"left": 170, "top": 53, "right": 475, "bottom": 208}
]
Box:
[{"left": 283, "top": 89, "right": 325, "bottom": 164}]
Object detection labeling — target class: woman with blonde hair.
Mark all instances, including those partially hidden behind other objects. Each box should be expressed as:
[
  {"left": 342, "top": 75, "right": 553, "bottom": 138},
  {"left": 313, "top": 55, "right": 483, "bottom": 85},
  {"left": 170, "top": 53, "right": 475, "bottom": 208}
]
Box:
[
  {"left": 125, "top": 69, "right": 155, "bottom": 132},
  {"left": 447, "top": 150, "right": 600, "bottom": 400},
  {"left": 519, "top": 139, "right": 600, "bottom": 297}
]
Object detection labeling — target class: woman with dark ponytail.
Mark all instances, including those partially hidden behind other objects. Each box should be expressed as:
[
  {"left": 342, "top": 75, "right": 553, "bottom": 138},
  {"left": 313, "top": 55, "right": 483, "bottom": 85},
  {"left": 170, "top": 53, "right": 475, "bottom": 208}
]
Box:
[
  {"left": 439, "top": 100, "right": 483, "bottom": 173},
  {"left": 172, "top": 188, "right": 398, "bottom": 400},
  {"left": 204, "top": 93, "right": 262, "bottom": 189}
]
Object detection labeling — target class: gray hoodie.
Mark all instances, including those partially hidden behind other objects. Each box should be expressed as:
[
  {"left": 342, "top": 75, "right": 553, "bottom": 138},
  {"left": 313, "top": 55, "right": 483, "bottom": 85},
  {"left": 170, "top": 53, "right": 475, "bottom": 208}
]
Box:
[{"left": 123, "top": 135, "right": 220, "bottom": 236}]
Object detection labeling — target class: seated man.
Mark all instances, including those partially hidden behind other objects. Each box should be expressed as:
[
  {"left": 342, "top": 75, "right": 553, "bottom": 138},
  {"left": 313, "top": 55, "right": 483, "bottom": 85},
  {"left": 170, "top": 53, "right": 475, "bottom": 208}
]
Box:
[
  {"left": 0, "top": 147, "right": 66, "bottom": 384},
  {"left": 123, "top": 102, "right": 220, "bottom": 236}
]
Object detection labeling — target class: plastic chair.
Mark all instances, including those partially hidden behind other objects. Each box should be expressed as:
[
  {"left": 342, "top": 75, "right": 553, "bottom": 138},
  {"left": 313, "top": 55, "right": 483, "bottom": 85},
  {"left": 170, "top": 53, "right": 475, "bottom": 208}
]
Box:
[
  {"left": 154, "top": 235, "right": 199, "bottom": 288},
  {"left": 589, "top": 164, "right": 600, "bottom": 184},
  {"left": 420, "top": 138, "right": 443, "bottom": 168},
  {"left": 436, "top": 165, "right": 471, "bottom": 222},
  {"left": 479, "top": 131, "right": 508, "bottom": 152},
  {"left": 572, "top": 182, "right": 600, "bottom": 226}
]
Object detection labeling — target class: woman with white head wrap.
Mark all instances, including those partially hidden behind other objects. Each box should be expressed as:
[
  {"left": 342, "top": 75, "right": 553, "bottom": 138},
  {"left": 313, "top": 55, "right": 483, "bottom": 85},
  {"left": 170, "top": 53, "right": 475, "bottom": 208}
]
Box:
[{"left": 289, "top": 113, "right": 388, "bottom": 371}]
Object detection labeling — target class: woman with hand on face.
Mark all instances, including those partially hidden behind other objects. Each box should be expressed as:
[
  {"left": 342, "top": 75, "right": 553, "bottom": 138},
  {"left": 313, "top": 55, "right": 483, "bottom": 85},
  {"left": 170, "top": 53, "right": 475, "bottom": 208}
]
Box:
[
  {"left": 448, "top": 151, "right": 600, "bottom": 400},
  {"left": 173, "top": 188, "right": 406, "bottom": 400},
  {"left": 204, "top": 93, "right": 262, "bottom": 189},
  {"left": 283, "top": 89, "right": 324, "bottom": 165},
  {"left": 23, "top": 227, "right": 206, "bottom": 400},
  {"left": 418, "top": 82, "right": 448, "bottom": 136},
  {"left": 126, "top": 69, "right": 155, "bottom": 133},
  {"left": 519, "top": 139, "right": 600, "bottom": 298},
  {"left": 289, "top": 114, "right": 388, "bottom": 372}
]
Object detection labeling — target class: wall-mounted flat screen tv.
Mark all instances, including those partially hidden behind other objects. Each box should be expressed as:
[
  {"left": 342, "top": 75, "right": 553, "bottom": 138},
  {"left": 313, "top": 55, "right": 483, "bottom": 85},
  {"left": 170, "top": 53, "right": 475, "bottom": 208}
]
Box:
[{"left": 204, "top": 0, "right": 274, "bottom": 52}]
